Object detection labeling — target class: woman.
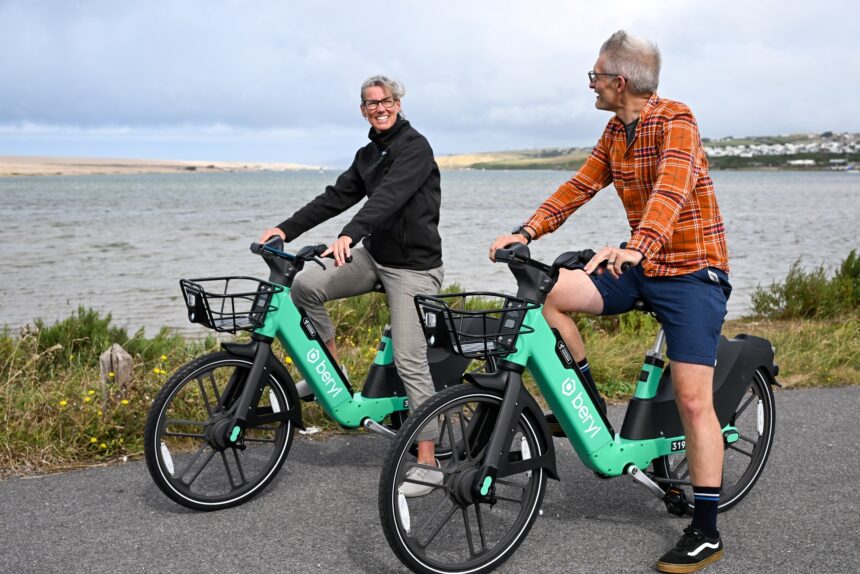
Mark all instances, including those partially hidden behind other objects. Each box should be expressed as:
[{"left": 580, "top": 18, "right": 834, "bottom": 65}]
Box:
[{"left": 259, "top": 75, "right": 443, "bottom": 496}]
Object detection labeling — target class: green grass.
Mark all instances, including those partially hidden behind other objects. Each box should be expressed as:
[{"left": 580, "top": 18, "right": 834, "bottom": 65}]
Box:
[{"left": 2, "top": 255, "right": 858, "bottom": 476}]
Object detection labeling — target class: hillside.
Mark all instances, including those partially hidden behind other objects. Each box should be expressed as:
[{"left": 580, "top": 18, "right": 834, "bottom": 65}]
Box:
[{"left": 437, "top": 132, "right": 860, "bottom": 171}]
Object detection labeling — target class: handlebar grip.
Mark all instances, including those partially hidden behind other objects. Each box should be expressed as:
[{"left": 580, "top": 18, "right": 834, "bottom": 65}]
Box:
[{"left": 621, "top": 262, "right": 632, "bottom": 272}]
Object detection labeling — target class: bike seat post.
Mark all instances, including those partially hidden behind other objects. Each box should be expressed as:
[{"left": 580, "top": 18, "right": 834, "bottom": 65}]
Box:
[{"left": 647, "top": 325, "right": 666, "bottom": 359}]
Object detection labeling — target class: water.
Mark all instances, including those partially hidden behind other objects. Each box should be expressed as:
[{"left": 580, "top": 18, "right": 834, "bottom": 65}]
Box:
[{"left": 1, "top": 170, "right": 858, "bottom": 335}]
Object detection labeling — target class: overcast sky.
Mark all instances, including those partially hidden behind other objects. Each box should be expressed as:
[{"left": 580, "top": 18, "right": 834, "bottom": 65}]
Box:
[{"left": 1, "top": 0, "right": 857, "bottom": 166}]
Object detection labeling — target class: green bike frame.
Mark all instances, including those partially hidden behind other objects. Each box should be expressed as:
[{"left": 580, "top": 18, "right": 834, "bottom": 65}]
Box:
[
  {"left": 502, "top": 307, "right": 740, "bottom": 477},
  {"left": 254, "top": 286, "right": 408, "bottom": 428}
]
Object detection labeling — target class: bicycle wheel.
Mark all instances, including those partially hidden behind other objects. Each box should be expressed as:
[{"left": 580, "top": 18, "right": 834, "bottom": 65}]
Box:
[
  {"left": 391, "top": 357, "right": 499, "bottom": 462},
  {"left": 379, "top": 384, "right": 547, "bottom": 574},
  {"left": 653, "top": 368, "right": 776, "bottom": 513},
  {"left": 144, "top": 351, "right": 295, "bottom": 511}
]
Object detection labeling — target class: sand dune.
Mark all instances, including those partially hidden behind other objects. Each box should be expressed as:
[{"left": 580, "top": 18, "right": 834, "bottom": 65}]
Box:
[{"left": 0, "top": 156, "right": 322, "bottom": 176}]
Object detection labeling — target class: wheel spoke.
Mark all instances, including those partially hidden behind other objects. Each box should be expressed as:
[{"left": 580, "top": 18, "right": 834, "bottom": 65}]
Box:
[
  {"left": 232, "top": 448, "right": 248, "bottom": 484},
  {"left": 728, "top": 443, "right": 754, "bottom": 458},
  {"left": 734, "top": 392, "right": 756, "bottom": 418},
  {"left": 165, "top": 418, "right": 207, "bottom": 427},
  {"left": 196, "top": 376, "right": 215, "bottom": 417},
  {"left": 180, "top": 445, "right": 217, "bottom": 486},
  {"left": 443, "top": 412, "right": 462, "bottom": 463},
  {"left": 461, "top": 505, "right": 478, "bottom": 556},
  {"left": 164, "top": 431, "right": 207, "bottom": 439},
  {"left": 417, "top": 503, "right": 459, "bottom": 549},
  {"left": 220, "top": 451, "right": 239, "bottom": 488},
  {"left": 474, "top": 503, "right": 488, "bottom": 553},
  {"left": 736, "top": 432, "right": 759, "bottom": 446}
]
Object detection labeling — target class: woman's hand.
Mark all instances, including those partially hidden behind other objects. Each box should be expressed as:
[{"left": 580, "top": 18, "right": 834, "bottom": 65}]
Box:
[
  {"left": 321, "top": 235, "right": 354, "bottom": 266},
  {"left": 258, "top": 228, "right": 285, "bottom": 243}
]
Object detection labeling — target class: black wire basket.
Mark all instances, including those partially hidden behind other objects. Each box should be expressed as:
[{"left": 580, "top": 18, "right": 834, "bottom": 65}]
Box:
[
  {"left": 180, "top": 276, "right": 283, "bottom": 333},
  {"left": 414, "top": 292, "right": 540, "bottom": 359}
]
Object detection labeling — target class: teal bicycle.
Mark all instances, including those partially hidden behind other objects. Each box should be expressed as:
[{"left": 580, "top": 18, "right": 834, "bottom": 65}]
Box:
[
  {"left": 378, "top": 244, "right": 778, "bottom": 574},
  {"left": 143, "top": 238, "right": 485, "bottom": 511}
]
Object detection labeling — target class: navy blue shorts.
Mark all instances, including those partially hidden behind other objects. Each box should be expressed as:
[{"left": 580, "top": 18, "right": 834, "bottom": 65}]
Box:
[{"left": 590, "top": 265, "right": 732, "bottom": 366}]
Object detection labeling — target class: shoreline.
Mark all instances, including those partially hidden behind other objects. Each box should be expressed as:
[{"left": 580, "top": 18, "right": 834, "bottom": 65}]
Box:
[{"left": 0, "top": 155, "right": 322, "bottom": 176}]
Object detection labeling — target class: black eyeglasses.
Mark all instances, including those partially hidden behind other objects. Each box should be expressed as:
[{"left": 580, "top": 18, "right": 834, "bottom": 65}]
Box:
[
  {"left": 362, "top": 97, "right": 397, "bottom": 111},
  {"left": 588, "top": 71, "right": 621, "bottom": 82}
]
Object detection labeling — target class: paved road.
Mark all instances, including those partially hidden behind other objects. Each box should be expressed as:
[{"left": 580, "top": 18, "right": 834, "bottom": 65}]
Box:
[{"left": 2, "top": 386, "right": 858, "bottom": 573}]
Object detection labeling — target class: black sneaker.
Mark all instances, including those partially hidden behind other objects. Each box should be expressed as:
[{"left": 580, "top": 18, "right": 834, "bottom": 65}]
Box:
[{"left": 656, "top": 526, "right": 724, "bottom": 573}]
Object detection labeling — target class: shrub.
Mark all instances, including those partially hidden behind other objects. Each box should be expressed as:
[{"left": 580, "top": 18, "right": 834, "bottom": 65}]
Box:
[{"left": 750, "top": 250, "right": 860, "bottom": 319}]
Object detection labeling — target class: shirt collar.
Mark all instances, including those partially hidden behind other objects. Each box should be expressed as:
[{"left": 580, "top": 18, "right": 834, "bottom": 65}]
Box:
[{"left": 610, "top": 93, "right": 661, "bottom": 128}]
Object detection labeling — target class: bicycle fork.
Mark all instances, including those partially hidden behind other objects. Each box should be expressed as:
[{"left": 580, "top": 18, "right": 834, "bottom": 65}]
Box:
[
  {"left": 216, "top": 338, "right": 277, "bottom": 448},
  {"left": 467, "top": 366, "right": 559, "bottom": 503}
]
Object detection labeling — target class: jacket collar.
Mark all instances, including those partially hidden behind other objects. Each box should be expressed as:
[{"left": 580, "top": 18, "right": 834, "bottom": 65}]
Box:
[{"left": 368, "top": 115, "right": 409, "bottom": 147}]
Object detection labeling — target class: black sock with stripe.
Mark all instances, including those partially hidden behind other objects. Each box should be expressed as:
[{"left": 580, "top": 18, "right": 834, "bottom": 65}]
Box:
[
  {"left": 577, "top": 358, "right": 606, "bottom": 412},
  {"left": 691, "top": 486, "right": 720, "bottom": 537}
]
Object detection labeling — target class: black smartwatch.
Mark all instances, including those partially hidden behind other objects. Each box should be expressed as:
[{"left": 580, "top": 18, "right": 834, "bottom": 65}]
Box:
[{"left": 511, "top": 225, "right": 533, "bottom": 244}]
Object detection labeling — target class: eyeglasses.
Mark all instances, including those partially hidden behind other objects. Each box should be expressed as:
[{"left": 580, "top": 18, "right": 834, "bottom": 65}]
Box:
[
  {"left": 588, "top": 71, "right": 621, "bottom": 82},
  {"left": 362, "top": 97, "right": 397, "bottom": 111}
]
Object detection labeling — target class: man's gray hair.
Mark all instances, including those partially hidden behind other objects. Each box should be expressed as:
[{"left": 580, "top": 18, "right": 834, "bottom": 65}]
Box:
[
  {"left": 599, "top": 30, "right": 661, "bottom": 94},
  {"left": 360, "top": 75, "right": 406, "bottom": 101}
]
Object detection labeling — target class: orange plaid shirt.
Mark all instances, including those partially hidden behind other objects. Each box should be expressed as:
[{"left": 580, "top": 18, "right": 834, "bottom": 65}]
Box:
[{"left": 525, "top": 95, "right": 729, "bottom": 277}]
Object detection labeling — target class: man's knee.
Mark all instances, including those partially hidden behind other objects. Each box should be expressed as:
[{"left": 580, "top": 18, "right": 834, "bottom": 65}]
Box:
[{"left": 672, "top": 363, "right": 717, "bottom": 422}]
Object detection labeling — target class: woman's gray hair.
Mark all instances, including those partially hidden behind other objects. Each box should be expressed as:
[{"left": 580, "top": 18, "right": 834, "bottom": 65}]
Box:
[
  {"left": 360, "top": 75, "right": 406, "bottom": 101},
  {"left": 599, "top": 30, "right": 661, "bottom": 94}
]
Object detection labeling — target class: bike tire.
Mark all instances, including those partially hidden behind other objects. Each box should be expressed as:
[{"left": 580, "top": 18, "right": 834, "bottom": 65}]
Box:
[
  {"left": 144, "top": 351, "right": 295, "bottom": 511},
  {"left": 653, "top": 368, "right": 776, "bottom": 513},
  {"left": 379, "top": 384, "right": 547, "bottom": 574}
]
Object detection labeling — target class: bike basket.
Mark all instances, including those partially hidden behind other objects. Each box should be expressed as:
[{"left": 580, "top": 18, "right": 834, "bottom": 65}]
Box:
[
  {"left": 415, "top": 292, "right": 540, "bottom": 359},
  {"left": 179, "top": 276, "right": 284, "bottom": 333}
]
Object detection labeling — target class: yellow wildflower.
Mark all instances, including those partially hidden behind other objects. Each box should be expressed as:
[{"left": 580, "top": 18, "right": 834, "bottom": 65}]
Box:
[
  {"left": 90, "top": 437, "right": 97, "bottom": 443},
  {"left": 285, "top": 357, "right": 293, "bottom": 364},
  {"left": 59, "top": 400, "right": 68, "bottom": 407},
  {"left": 108, "top": 371, "right": 116, "bottom": 378},
  {"left": 121, "top": 399, "right": 129, "bottom": 405},
  {"left": 84, "top": 396, "right": 92, "bottom": 403},
  {"left": 99, "top": 443, "right": 107, "bottom": 449},
  {"left": 87, "top": 390, "right": 95, "bottom": 396},
  {"left": 161, "top": 354, "right": 168, "bottom": 361}
]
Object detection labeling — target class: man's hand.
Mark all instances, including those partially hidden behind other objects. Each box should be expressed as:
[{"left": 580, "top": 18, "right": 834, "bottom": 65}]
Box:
[
  {"left": 321, "top": 235, "right": 354, "bottom": 266},
  {"left": 583, "top": 247, "right": 643, "bottom": 278},
  {"left": 488, "top": 226, "right": 534, "bottom": 261},
  {"left": 258, "top": 228, "right": 286, "bottom": 243}
]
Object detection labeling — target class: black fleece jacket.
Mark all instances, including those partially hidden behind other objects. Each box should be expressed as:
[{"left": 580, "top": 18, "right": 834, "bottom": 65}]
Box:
[{"left": 277, "top": 117, "right": 442, "bottom": 270}]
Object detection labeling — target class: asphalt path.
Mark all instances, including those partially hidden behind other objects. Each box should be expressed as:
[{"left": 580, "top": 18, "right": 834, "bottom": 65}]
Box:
[{"left": 1, "top": 386, "right": 858, "bottom": 574}]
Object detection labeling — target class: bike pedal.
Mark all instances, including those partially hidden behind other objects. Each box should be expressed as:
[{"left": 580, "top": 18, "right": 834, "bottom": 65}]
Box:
[{"left": 662, "top": 487, "right": 689, "bottom": 517}]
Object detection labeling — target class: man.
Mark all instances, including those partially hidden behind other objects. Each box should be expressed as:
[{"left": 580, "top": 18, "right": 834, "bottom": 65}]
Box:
[
  {"left": 490, "top": 31, "right": 731, "bottom": 573},
  {"left": 260, "top": 75, "right": 444, "bottom": 497}
]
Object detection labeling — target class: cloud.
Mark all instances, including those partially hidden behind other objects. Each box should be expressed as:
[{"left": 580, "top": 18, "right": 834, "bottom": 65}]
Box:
[{"left": 1, "top": 0, "right": 858, "bottom": 162}]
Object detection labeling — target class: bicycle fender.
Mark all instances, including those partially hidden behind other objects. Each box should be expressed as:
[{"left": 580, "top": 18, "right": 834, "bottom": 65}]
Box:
[
  {"left": 465, "top": 371, "right": 559, "bottom": 480},
  {"left": 221, "top": 341, "right": 304, "bottom": 430}
]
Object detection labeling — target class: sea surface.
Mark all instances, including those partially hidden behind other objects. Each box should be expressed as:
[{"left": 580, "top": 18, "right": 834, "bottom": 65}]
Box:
[{"left": 1, "top": 170, "right": 858, "bottom": 336}]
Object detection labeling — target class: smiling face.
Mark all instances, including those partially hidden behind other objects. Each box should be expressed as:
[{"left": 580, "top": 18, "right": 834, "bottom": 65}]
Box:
[
  {"left": 361, "top": 85, "right": 401, "bottom": 132},
  {"left": 589, "top": 54, "right": 622, "bottom": 112}
]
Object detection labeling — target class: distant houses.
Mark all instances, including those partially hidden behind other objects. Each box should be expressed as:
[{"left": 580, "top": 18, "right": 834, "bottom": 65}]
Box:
[{"left": 704, "top": 132, "right": 859, "bottom": 170}]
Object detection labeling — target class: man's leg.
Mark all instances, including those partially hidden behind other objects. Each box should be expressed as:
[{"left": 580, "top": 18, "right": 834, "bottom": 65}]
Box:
[
  {"left": 290, "top": 247, "right": 379, "bottom": 358},
  {"left": 543, "top": 269, "right": 604, "bottom": 360},
  {"left": 671, "top": 361, "right": 724, "bottom": 488}
]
